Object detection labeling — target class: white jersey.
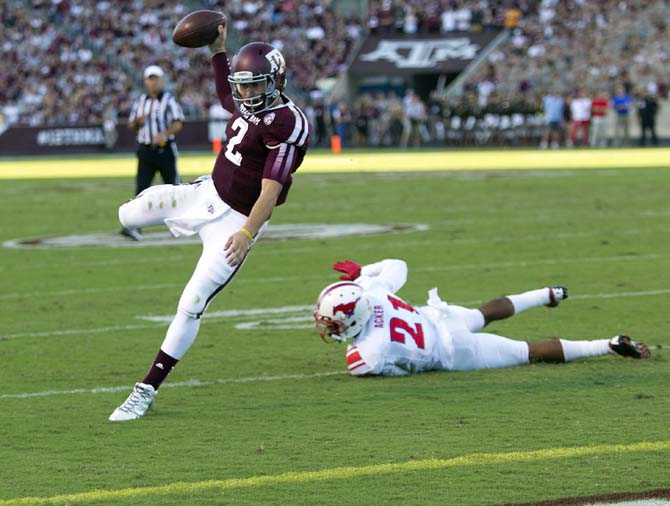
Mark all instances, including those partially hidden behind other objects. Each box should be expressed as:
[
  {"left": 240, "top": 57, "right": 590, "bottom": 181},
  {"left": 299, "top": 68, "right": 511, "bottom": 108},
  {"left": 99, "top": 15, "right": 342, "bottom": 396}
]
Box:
[
  {"left": 345, "top": 260, "right": 448, "bottom": 376},
  {"left": 343, "top": 260, "right": 530, "bottom": 376},
  {"left": 570, "top": 98, "right": 592, "bottom": 121}
]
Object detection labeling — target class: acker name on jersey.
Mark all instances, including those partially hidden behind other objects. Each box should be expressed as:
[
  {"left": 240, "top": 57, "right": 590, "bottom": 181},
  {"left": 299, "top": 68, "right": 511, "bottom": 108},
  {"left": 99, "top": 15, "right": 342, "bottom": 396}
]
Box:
[
  {"left": 346, "top": 274, "right": 445, "bottom": 377},
  {"left": 210, "top": 52, "right": 310, "bottom": 216}
]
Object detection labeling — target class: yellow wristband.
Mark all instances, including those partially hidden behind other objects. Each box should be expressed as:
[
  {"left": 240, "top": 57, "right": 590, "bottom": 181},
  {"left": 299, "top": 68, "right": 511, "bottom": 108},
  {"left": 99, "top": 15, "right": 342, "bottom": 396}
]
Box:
[{"left": 240, "top": 227, "right": 253, "bottom": 241}]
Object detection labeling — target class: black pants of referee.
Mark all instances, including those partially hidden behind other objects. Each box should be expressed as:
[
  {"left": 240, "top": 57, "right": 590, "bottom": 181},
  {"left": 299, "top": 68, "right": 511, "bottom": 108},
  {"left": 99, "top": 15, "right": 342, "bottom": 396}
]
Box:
[{"left": 135, "top": 143, "right": 180, "bottom": 196}]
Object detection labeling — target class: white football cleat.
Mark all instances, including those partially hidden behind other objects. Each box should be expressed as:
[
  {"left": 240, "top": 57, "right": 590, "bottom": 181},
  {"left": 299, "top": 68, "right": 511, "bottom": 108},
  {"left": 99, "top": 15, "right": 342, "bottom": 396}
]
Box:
[{"left": 108, "top": 382, "right": 157, "bottom": 421}]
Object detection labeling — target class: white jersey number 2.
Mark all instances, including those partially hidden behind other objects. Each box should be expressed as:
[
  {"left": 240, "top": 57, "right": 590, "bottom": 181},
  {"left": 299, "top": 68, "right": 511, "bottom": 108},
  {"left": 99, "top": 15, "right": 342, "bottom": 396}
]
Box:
[{"left": 224, "top": 117, "right": 248, "bottom": 166}]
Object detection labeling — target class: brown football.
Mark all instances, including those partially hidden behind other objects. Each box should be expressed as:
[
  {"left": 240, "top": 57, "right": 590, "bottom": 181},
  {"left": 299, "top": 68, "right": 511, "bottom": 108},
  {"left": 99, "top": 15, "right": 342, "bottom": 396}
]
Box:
[{"left": 172, "top": 10, "right": 226, "bottom": 48}]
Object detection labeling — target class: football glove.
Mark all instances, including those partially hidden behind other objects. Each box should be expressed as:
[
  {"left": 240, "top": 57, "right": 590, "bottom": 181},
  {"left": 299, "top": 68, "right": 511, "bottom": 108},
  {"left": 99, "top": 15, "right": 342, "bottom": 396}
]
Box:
[{"left": 332, "top": 260, "right": 362, "bottom": 281}]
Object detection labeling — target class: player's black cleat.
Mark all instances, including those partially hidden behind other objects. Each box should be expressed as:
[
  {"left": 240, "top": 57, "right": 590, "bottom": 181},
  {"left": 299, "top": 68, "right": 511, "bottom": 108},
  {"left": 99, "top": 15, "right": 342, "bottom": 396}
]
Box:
[
  {"left": 120, "top": 227, "right": 143, "bottom": 241},
  {"left": 609, "top": 335, "right": 651, "bottom": 359},
  {"left": 546, "top": 286, "right": 568, "bottom": 307}
]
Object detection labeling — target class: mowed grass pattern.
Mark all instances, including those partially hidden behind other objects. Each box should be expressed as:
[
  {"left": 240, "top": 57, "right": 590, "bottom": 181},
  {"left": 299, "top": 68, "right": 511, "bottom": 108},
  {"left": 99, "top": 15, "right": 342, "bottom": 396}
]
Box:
[{"left": 0, "top": 151, "right": 669, "bottom": 505}]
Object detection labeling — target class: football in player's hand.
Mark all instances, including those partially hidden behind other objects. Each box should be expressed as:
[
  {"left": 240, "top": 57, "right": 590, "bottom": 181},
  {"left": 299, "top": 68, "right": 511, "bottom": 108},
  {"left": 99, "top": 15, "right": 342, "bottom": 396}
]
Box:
[{"left": 172, "top": 10, "right": 226, "bottom": 48}]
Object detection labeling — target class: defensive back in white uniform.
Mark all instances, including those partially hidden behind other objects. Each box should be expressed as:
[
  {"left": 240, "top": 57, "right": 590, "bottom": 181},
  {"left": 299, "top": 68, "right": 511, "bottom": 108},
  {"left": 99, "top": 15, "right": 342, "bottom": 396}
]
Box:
[{"left": 313, "top": 259, "right": 651, "bottom": 377}]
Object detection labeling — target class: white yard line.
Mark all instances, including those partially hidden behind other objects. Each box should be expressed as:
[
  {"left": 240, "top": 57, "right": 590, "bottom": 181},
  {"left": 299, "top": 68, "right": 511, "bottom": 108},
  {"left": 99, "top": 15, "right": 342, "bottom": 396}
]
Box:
[
  {"left": 0, "top": 253, "right": 192, "bottom": 273},
  {"left": 0, "top": 371, "right": 346, "bottom": 400},
  {"left": 0, "top": 283, "right": 182, "bottom": 300},
  {"left": 139, "top": 305, "right": 314, "bottom": 324},
  {"left": 0, "top": 253, "right": 663, "bottom": 300},
  {"left": 2, "top": 288, "right": 669, "bottom": 341},
  {"left": 0, "top": 323, "right": 162, "bottom": 340}
]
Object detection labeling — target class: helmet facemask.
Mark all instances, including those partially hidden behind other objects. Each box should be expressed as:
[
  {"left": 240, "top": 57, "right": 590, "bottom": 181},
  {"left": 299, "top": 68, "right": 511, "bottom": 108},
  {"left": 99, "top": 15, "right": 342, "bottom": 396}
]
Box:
[
  {"left": 313, "top": 310, "right": 346, "bottom": 343},
  {"left": 228, "top": 71, "right": 278, "bottom": 114},
  {"left": 313, "top": 282, "right": 373, "bottom": 343}
]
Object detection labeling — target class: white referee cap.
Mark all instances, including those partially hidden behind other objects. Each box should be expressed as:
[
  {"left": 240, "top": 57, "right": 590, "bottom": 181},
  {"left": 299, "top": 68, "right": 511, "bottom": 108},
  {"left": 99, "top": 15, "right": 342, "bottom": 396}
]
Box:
[{"left": 144, "top": 65, "right": 164, "bottom": 78}]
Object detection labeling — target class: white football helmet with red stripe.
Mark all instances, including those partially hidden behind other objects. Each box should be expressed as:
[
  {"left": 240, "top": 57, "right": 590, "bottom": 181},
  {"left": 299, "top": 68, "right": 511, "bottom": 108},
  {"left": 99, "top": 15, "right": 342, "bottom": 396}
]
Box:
[{"left": 313, "top": 282, "right": 372, "bottom": 342}]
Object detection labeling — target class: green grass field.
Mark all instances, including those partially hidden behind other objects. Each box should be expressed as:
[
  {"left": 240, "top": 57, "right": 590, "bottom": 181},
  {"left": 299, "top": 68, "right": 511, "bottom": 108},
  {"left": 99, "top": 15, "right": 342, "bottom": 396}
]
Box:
[{"left": 1, "top": 150, "right": 669, "bottom": 505}]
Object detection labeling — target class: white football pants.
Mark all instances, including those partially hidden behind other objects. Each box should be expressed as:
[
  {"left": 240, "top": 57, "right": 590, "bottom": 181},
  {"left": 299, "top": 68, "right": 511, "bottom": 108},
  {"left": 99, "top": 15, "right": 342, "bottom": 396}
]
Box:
[
  {"left": 119, "top": 179, "right": 266, "bottom": 359},
  {"left": 444, "top": 305, "right": 529, "bottom": 371}
]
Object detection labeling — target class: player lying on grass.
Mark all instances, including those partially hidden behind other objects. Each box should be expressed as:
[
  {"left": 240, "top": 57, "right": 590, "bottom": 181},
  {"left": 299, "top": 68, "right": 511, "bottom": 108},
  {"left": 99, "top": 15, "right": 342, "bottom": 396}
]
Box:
[{"left": 313, "top": 259, "right": 650, "bottom": 376}]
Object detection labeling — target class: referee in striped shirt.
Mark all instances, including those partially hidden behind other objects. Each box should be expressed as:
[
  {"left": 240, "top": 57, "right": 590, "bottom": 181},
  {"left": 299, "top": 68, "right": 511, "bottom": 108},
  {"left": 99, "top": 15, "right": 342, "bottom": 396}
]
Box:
[{"left": 123, "top": 65, "right": 184, "bottom": 240}]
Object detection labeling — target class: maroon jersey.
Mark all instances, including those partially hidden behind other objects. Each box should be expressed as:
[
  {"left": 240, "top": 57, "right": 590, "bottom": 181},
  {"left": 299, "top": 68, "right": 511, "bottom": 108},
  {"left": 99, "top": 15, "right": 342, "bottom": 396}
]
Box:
[{"left": 210, "top": 52, "right": 310, "bottom": 216}]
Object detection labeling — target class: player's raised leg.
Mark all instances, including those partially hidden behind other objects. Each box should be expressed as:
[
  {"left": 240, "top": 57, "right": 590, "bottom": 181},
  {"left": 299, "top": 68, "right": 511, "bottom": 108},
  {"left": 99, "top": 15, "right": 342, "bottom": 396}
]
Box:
[
  {"left": 118, "top": 181, "right": 202, "bottom": 232},
  {"left": 479, "top": 286, "right": 568, "bottom": 327}
]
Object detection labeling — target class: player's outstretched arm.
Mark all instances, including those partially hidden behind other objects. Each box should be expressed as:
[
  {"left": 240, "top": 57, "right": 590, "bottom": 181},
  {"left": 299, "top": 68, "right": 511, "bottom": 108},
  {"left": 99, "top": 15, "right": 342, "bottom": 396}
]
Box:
[
  {"left": 209, "top": 24, "right": 235, "bottom": 113},
  {"left": 360, "top": 259, "right": 408, "bottom": 293},
  {"left": 224, "top": 178, "right": 283, "bottom": 267}
]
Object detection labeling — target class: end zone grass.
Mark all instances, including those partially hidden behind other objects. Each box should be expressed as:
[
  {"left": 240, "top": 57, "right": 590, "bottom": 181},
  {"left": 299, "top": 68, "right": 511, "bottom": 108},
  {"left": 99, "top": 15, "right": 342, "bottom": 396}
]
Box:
[{"left": 0, "top": 147, "right": 669, "bottom": 179}]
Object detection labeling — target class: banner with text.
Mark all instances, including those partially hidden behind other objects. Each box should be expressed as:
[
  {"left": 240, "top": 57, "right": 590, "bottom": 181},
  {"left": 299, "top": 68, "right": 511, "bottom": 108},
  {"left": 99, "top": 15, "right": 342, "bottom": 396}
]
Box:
[{"left": 349, "top": 31, "right": 501, "bottom": 75}]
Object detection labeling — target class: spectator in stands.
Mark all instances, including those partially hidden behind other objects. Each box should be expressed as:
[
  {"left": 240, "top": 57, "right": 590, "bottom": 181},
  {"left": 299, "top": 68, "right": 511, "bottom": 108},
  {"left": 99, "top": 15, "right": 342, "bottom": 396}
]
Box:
[
  {"left": 102, "top": 104, "right": 118, "bottom": 150},
  {"left": 504, "top": 5, "right": 523, "bottom": 30},
  {"left": 353, "top": 97, "right": 371, "bottom": 148},
  {"left": 427, "top": 90, "right": 446, "bottom": 143},
  {"left": 455, "top": 2, "right": 472, "bottom": 31},
  {"left": 562, "top": 93, "right": 573, "bottom": 148},
  {"left": 311, "top": 97, "right": 330, "bottom": 148},
  {"left": 540, "top": 90, "right": 564, "bottom": 149},
  {"left": 612, "top": 84, "right": 633, "bottom": 147},
  {"left": 401, "top": 90, "right": 428, "bottom": 148},
  {"left": 403, "top": 6, "right": 419, "bottom": 34},
  {"left": 387, "top": 91, "right": 405, "bottom": 147},
  {"left": 569, "top": 89, "right": 591, "bottom": 147},
  {"left": 207, "top": 101, "right": 232, "bottom": 145},
  {"left": 331, "top": 100, "right": 352, "bottom": 147},
  {"left": 589, "top": 90, "right": 609, "bottom": 148},
  {"left": 441, "top": 3, "right": 457, "bottom": 32},
  {"left": 637, "top": 89, "right": 659, "bottom": 146}
]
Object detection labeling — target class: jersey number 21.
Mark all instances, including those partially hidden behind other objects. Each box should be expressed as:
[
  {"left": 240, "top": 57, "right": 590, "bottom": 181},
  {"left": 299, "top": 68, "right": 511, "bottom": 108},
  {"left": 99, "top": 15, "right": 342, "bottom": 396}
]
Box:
[{"left": 387, "top": 295, "right": 425, "bottom": 349}]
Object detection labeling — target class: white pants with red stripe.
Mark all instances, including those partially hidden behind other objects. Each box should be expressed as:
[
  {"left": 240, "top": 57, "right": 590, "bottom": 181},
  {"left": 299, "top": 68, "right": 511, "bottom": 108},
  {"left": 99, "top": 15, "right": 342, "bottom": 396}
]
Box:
[{"left": 119, "top": 178, "right": 267, "bottom": 359}]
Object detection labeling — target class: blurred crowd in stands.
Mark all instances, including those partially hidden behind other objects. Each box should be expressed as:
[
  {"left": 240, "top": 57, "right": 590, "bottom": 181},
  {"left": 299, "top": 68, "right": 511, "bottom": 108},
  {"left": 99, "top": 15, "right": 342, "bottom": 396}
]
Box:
[
  {"left": 367, "top": 0, "right": 527, "bottom": 34},
  {"left": 307, "top": 88, "right": 544, "bottom": 149},
  {"left": 457, "top": 0, "right": 668, "bottom": 147},
  {"left": 0, "top": 0, "right": 667, "bottom": 148},
  {"left": 0, "top": 0, "right": 522, "bottom": 130},
  {"left": 319, "top": 0, "right": 668, "bottom": 148},
  {"left": 0, "top": 0, "right": 363, "bottom": 127},
  {"left": 309, "top": 84, "right": 660, "bottom": 149}
]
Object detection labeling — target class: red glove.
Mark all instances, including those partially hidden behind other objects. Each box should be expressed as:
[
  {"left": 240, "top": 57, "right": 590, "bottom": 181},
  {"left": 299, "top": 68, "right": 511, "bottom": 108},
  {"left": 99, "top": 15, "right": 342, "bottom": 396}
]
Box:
[{"left": 332, "top": 260, "right": 362, "bottom": 281}]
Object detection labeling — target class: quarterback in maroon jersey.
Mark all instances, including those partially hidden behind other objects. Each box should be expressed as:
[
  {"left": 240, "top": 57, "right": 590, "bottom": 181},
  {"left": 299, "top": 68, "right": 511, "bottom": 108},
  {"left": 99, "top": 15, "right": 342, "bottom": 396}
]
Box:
[{"left": 110, "top": 22, "right": 309, "bottom": 421}]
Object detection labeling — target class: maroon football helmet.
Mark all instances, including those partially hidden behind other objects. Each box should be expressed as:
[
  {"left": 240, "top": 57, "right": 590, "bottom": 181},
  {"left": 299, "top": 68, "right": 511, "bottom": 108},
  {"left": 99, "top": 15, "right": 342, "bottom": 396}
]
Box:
[{"left": 228, "top": 42, "right": 287, "bottom": 114}]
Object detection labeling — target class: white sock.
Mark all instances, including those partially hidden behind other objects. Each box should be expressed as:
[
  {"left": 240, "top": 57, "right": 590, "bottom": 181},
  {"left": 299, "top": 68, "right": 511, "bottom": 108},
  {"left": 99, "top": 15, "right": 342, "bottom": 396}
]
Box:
[
  {"left": 507, "top": 288, "right": 550, "bottom": 314},
  {"left": 559, "top": 339, "right": 613, "bottom": 361},
  {"left": 161, "top": 310, "right": 201, "bottom": 359}
]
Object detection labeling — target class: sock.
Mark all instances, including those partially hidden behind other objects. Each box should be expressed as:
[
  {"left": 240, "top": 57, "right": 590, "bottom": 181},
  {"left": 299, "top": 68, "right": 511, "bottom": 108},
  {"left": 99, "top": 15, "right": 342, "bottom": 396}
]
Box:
[
  {"left": 141, "top": 309, "right": 201, "bottom": 389},
  {"left": 559, "top": 339, "right": 613, "bottom": 362},
  {"left": 143, "top": 349, "right": 179, "bottom": 390},
  {"left": 507, "top": 288, "right": 551, "bottom": 314}
]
